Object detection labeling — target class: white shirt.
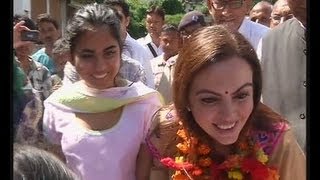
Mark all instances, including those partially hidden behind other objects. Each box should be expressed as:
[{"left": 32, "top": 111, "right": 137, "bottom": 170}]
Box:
[
  {"left": 238, "top": 18, "right": 270, "bottom": 51},
  {"left": 150, "top": 54, "right": 177, "bottom": 104},
  {"left": 137, "top": 33, "right": 163, "bottom": 60},
  {"left": 124, "top": 33, "right": 155, "bottom": 89}
]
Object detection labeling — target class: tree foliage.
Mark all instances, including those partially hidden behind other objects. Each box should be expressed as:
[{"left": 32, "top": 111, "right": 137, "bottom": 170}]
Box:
[{"left": 162, "top": 0, "right": 184, "bottom": 15}]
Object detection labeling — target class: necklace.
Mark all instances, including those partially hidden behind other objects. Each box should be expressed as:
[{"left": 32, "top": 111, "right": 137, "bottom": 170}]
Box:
[{"left": 160, "top": 123, "right": 280, "bottom": 180}]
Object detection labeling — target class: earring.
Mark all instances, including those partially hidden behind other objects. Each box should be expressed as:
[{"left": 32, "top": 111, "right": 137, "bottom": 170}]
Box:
[{"left": 186, "top": 107, "right": 191, "bottom": 111}]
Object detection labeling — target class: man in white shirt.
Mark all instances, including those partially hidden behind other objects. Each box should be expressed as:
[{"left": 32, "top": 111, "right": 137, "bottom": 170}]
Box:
[
  {"left": 137, "top": 5, "right": 165, "bottom": 60},
  {"left": 104, "top": 0, "right": 155, "bottom": 88},
  {"left": 206, "top": 0, "right": 269, "bottom": 51}
]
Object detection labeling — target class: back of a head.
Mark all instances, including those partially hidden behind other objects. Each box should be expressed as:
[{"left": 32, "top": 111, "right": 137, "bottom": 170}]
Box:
[
  {"left": 52, "top": 38, "right": 70, "bottom": 55},
  {"left": 161, "top": 24, "right": 179, "bottom": 34},
  {"left": 13, "top": 143, "right": 78, "bottom": 180},
  {"left": 178, "top": 10, "right": 206, "bottom": 32}
]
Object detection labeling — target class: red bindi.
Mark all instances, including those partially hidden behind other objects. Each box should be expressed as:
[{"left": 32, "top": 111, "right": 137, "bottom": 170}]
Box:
[{"left": 225, "top": 91, "right": 229, "bottom": 94}]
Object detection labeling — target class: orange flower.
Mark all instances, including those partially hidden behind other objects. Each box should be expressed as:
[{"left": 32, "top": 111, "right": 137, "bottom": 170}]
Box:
[
  {"left": 177, "top": 129, "right": 188, "bottom": 141},
  {"left": 172, "top": 172, "right": 190, "bottom": 180},
  {"left": 198, "top": 157, "right": 212, "bottom": 167},
  {"left": 267, "top": 168, "right": 280, "bottom": 180},
  {"left": 197, "top": 144, "right": 211, "bottom": 155},
  {"left": 192, "top": 167, "right": 203, "bottom": 176},
  {"left": 191, "top": 137, "right": 198, "bottom": 145},
  {"left": 176, "top": 142, "right": 189, "bottom": 154},
  {"left": 238, "top": 142, "right": 248, "bottom": 150},
  {"left": 222, "top": 155, "right": 242, "bottom": 169}
]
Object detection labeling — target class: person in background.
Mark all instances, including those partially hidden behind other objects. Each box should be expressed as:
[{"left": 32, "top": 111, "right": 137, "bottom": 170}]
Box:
[
  {"left": 258, "top": 0, "right": 306, "bottom": 152},
  {"left": 14, "top": 143, "right": 79, "bottom": 180},
  {"left": 269, "top": 0, "right": 293, "bottom": 28},
  {"left": 13, "top": 20, "right": 32, "bottom": 136},
  {"left": 14, "top": 15, "right": 53, "bottom": 101},
  {"left": 249, "top": 1, "right": 273, "bottom": 27},
  {"left": 51, "top": 38, "right": 70, "bottom": 91},
  {"left": 150, "top": 24, "right": 182, "bottom": 104},
  {"left": 146, "top": 25, "right": 305, "bottom": 180},
  {"left": 103, "top": 0, "right": 155, "bottom": 88},
  {"left": 13, "top": 17, "right": 54, "bottom": 152},
  {"left": 32, "top": 13, "right": 60, "bottom": 75},
  {"left": 206, "top": 0, "right": 269, "bottom": 51},
  {"left": 42, "top": 4, "right": 162, "bottom": 180},
  {"left": 137, "top": 5, "right": 165, "bottom": 60},
  {"left": 178, "top": 10, "right": 207, "bottom": 43}
]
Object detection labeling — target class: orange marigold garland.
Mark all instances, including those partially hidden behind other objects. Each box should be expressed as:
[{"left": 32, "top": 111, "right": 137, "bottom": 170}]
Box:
[{"left": 160, "top": 124, "right": 280, "bottom": 180}]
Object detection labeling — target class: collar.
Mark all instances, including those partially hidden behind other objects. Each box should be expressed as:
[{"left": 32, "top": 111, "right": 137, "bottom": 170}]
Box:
[{"left": 238, "top": 18, "right": 249, "bottom": 35}]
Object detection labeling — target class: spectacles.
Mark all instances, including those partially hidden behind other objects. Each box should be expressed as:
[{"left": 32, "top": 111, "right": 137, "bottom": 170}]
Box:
[{"left": 211, "top": 0, "right": 244, "bottom": 10}]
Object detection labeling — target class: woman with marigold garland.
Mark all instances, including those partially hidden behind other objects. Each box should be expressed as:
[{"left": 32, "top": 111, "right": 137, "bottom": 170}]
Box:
[{"left": 146, "top": 25, "right": 306, "bottom": 180}]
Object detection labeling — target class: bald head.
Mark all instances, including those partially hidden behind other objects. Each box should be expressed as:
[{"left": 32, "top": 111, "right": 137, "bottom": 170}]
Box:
[
  {"left": 270, "top": 0, "right": 293, "bottom": 28},
  {"left": 250, "top": 1, "right": 273, "bottom": 27}
]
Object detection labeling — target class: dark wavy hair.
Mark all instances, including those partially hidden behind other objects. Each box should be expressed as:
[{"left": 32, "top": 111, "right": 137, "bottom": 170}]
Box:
[
  {"left": 13, "top": 143, "right": 79, "bottom": 180},
  {"left": 173, "top": 25, "right": 286, "bottom": 145},
  {"left": 64, "top": 3, "right": 123, "bottom": 55}
]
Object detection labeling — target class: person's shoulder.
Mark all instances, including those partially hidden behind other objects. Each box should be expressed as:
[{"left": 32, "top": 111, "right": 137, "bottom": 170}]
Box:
[
  {"left": 150, "top": 54, "right": 164, "bottom": 63},
  {"left": 136, "top": 34, "right": 150, "bottom": 45},
  {"left": 264, "top": 18, "right": 298, "bottom": 39},
  {"left": 31, "top": 59, "right": 50, "bottom": 72},
  {"left": 31, "top": 48, "right": 45, "bottom": 56},
  {"left": 122, "top": 54, "right": 143, "bottom": 67},
  {"left": 246, "top": 19, "right": 270, "bottom": 35}
]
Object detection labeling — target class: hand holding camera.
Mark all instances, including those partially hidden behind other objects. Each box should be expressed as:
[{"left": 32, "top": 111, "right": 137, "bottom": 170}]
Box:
[{"left": 14, "top": 21, "right": 39, "bottom": 49}]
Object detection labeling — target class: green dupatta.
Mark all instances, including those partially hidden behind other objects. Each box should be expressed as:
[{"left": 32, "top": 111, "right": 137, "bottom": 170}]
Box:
[{"left": 45, "top": 79, "right": 164, "bottom": 113}]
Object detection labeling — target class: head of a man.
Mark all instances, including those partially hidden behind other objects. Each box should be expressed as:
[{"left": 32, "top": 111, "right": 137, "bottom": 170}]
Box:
[
  {"left": 104, "top": 0, "right": 130, "bottom": 42},
  {"left": 14, "top": 15, "right": 38, "bottom": 58},
  {"left": 178, "top": 10, "right": 207, "bottom": 42},
  {"left": 52, "top": 38, "right": 70, "bottom": 75},
  {"left": 145, "top": 5, "right": 165, "bottom": 39},
  {"left": 160, "top": 24, "right": 182, "bottom": 60},
  {"left": 207, "top": 0, "right": 253, "bottom": 32},
  {"left": 249, "top": 1, "right": 273, "bottom": 27},
  {"left": 36, "top": 13, "right": 60, "bottom": 48},
  {"left": 270, "top": 0, "right": 293, "bottom": 28}
]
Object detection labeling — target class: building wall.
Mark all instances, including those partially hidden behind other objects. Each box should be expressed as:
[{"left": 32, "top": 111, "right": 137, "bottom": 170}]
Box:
[{"left": 13, "top": 0, "right": 31, "bottom": 17}]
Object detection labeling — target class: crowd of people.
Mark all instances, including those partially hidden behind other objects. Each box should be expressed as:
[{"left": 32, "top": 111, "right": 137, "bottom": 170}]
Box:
[{"left": 13, "top": 0, "right": 306, "bottom": 179}]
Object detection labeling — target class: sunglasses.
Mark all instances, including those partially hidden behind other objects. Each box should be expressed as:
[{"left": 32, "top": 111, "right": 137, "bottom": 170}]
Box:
[{"left": 211, "top": 0, "right": 244, "bottom": 10}]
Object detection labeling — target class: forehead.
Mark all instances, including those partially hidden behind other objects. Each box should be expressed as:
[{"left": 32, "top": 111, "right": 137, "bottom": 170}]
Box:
[
  {"left": 274, "top": 3, "right": 290, "bottom": 11},
  {"left": 190, "top": 57, "right": 252, "bottom": 91},
  {"left": 146, "top": 14, "right": 163, "bottom": 21},
  {"left": 161, "top": 31, "right": 179, "bottom": 38},
  {"left": 38, "top": 22, "right": 57, "bottom": 32},
  {"left": 74, "top": 27, "right": 118, "bottom": 49}
]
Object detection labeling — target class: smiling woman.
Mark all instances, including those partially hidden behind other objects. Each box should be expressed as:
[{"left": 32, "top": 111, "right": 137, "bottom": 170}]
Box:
[
  {"left": 145, "top": 25, "right": 305, "bottom": 180},
  {"left": 42, "top": 3, "right": 163, "bottom": 180}
]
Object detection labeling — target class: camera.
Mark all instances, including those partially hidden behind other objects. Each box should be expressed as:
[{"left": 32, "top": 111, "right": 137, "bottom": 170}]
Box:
[{"left": 21, "top": 30, "right": 39, "bottom": 42}]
